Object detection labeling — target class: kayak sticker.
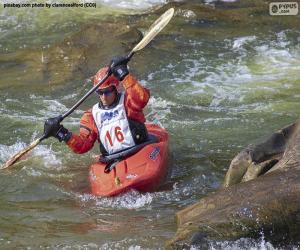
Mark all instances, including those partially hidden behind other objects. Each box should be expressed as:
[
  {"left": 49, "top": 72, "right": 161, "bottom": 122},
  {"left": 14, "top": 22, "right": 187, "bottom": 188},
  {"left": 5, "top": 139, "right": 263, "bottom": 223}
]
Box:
[
  {"left": 126, "top": 174, "right": 138, "bottom": 180},
  {"left": 149, "top": 147, "right": 160, "bottom": 161},
  {"left": 115, "top": 176, "right": 121, "bottom": 186}
]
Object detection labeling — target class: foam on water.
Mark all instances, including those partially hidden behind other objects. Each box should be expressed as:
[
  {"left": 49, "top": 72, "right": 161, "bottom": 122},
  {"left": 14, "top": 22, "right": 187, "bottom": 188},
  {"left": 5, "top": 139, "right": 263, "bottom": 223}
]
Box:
[
  {"left": 78, "top": 190, "right": 153, "bottom": 210},
  {"left": 99, "top": 0, "right": 167, "bottom": 10},
  {"left": 161, "top": 31, "right": 300, "bottom": 112},
  {"left": 42, "top": 100, "right": 69, "bottom": 114},
  {"left": 176, "top": 9, "right": 197, "bottom": 19},
  {"left": 146, "top": 96, "right": 174, "bottom": 124},
  {"left": 0, "top": 141, "right": 27, "bottom": 163},
  {"left": 52, "top": 241, "right": 145, "bottom": 250},
  {"left": 207, "top": 236, "right": 296, "bottom": 250},
  {"left": 148, "top": 96, "right": 176, "bottom": 109},
  {"left": 232, "top": 36, "right": 257, "bottom": 50},
  {"left": 254, "top": 45, "right": 300, "bottom": 75},
  {"left": 32, "top": 144, "right": 62, "bottom": 167},
  {"left": 98, "top": 191, "right": 154, "bottom": 209},
  {"left": 101, "top": 240, "right": 146, "bottom": 250}
]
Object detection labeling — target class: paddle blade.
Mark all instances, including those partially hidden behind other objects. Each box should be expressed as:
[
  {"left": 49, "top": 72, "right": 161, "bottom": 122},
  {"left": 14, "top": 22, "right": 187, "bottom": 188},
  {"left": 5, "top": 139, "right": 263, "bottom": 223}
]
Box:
[
  {"left": 131, "top": 8, "right": 175, "bottom": 53},
  {"left": 1, "top": 137, "right": 42, "bottom": 170}
]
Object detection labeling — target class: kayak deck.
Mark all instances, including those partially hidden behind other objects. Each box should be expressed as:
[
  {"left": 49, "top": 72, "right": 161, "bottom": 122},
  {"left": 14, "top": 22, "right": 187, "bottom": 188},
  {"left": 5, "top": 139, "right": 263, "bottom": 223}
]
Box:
[{"left": 89, "top": 123, "right": 169, "bottom": 197}]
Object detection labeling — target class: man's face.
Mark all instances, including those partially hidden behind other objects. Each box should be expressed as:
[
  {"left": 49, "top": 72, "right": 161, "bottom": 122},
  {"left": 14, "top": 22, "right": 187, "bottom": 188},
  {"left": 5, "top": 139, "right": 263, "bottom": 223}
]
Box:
[{"left": 98, "top": 86, "right": 117, "bottom": 107}]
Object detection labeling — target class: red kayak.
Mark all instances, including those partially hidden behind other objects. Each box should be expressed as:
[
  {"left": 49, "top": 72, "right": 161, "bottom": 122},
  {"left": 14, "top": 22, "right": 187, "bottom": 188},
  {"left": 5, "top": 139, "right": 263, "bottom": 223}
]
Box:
[{"left": 89, "top": 123, "right": 169, "bottom": 197}]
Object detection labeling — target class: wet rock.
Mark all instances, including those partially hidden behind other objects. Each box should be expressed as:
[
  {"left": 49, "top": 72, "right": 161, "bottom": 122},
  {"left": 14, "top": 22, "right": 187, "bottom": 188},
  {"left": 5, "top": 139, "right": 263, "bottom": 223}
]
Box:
[
  {"left": 224, "top": 119, "right": 298, "bottom": 186},
  {"left": 167, "top": 168, "right": 300, "bottom": 249},
  {"left": 168, "top": 119, "right": 300, "bottom": 248}
]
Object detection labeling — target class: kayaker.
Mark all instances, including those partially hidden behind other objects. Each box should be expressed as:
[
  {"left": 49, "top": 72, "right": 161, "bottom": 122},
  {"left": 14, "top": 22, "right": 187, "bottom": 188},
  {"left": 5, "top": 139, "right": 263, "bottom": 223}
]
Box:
[{"left": 43, "top": 56, "right": 150, "bottom": 156}]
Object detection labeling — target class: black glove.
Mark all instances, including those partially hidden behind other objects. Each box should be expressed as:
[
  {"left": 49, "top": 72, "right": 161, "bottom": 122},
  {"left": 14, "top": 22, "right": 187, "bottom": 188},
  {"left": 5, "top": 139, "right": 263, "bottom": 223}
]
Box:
[
  {"left": 109, "top": 55, "right": 129, "bottom": 81},
  {"left": 44, "top": 115, "right": 71, "bottom": 142},
  {"left": 55, "top": 125, "right": 72, "bottom": 142},
  {"left": 44, "top": 115, "right": 62, "bottom": 138}
]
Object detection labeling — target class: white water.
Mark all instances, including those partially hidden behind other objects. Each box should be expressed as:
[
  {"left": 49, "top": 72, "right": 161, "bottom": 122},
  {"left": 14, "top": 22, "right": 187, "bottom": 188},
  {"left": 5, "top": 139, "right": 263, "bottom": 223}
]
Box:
[
  {"left": 99, "top": 0, "right": 167, "bottom": 10},
  {"left": 0, "top": 3, "right": 300, "bottom": 248}
]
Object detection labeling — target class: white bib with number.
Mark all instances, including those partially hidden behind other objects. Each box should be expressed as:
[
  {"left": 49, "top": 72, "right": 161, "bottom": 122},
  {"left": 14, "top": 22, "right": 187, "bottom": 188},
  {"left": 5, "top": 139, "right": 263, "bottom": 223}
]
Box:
[{"left": 92, "top": 93, "right": 135, "bottom": 154}]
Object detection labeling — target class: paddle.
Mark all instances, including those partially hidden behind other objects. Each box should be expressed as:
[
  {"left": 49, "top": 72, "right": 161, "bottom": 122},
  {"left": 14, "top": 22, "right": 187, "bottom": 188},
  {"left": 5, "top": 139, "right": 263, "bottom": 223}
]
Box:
[{"left": 1, "top": 8, "right": 175, "bottom": 170}]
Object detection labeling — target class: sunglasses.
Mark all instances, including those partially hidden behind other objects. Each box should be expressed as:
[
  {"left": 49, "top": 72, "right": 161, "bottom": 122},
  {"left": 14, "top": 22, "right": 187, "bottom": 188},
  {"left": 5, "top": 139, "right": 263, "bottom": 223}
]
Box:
[{"left": 96, "top": 87, "right": 115, "bottom": 96}]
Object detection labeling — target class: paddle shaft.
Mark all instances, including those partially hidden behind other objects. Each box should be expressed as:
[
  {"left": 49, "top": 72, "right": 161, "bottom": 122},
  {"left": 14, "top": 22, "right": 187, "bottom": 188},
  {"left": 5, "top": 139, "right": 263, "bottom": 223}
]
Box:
[{"left": 61, "top": 73, "right": 110, "bottom": 120}]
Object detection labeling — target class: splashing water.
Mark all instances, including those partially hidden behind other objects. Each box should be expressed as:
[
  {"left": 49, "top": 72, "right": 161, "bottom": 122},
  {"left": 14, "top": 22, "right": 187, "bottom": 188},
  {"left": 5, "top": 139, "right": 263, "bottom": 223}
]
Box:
[
  {"left": 0, "top": 141, "right": 27, "bottom": 164},
  {"left": 78, "top": 190, "right": 154, "bottom": 210},
  {"left": 0, "top": 140, "right": 61, "bottom": 168},
  {"left": 99, "top": 0, "right": 167, "bottom": 10},
  {"left": 0, "top": 1, "right": 300, "bottom": 249}
]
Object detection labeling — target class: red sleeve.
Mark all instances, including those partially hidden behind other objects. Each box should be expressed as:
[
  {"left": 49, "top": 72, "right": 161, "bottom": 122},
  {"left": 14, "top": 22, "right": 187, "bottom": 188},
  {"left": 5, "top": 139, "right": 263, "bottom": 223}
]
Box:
[
  {"left": 66, "top": 110, "right": 98, "bottom": 154},
  {"left": 122, "top": 74, "right": 150, "bottom": 123}
]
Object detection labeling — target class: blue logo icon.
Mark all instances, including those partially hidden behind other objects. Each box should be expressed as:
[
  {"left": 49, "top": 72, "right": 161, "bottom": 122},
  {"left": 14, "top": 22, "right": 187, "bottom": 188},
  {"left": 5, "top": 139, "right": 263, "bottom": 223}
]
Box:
[
  {"left": 101, "top": 110, "right": 119, "bottom": 121},
  {"left": 149, "top": 147, "right": 160, "bottom": 160}
]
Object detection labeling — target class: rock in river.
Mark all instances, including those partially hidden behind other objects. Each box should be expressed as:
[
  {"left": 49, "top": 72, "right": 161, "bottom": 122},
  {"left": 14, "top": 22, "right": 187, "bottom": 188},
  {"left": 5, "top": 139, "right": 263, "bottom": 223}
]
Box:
[{"left": 168, "top": 119, "right": 300, "bottom": 248}]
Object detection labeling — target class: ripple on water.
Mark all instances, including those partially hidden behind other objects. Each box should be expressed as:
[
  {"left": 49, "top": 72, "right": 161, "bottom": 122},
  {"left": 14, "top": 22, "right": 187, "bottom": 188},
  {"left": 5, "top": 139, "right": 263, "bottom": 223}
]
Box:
[{"left": 1, "top": 95, "right": 82, "bottom": 127}]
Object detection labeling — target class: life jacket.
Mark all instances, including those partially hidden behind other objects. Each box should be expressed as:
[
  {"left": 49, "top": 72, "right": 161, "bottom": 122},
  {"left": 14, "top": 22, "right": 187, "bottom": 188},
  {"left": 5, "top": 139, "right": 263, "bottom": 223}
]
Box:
[{"left": 92, "top": 92, "right": 136, "bottom": 155}]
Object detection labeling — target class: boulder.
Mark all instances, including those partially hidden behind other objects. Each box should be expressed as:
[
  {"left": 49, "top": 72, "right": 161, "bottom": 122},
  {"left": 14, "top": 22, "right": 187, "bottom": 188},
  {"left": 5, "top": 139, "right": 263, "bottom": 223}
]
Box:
[
  {"left": 168, "top": 119, "right": 300, "bottom": 248},
  {"left": 168, "top": 168, "right": 300, "bottom": 249},
  {"left": 224, "top": 119, "right": 300, "bottom": 187}
]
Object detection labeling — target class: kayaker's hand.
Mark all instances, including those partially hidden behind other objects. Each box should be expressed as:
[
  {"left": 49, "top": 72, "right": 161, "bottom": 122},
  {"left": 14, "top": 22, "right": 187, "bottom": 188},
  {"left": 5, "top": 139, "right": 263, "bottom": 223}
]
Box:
[
  {"left": 55, "top": 125, "right": 72, "bottom": 142},
  {"left": 44, "top": 116, "right": 62, "bottom": 138},
  {"left": 44, "top": 116, "right": 71, "bottom": 142},
  {"left": 109, "top": 55, "right": 129, "bottom": 81}
]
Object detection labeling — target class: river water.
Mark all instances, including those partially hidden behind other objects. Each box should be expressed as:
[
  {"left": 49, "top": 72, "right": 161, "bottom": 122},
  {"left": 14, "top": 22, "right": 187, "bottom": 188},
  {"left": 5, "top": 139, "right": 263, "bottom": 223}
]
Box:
[{"left": 0, "top": 0, "right": 300, "bottom": 249}]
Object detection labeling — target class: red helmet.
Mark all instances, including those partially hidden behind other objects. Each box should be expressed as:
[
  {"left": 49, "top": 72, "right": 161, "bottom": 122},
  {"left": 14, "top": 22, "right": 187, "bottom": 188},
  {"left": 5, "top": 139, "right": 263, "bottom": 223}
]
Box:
[{"left": 93, "top": 66, "right": 120, "bottom": 90}]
